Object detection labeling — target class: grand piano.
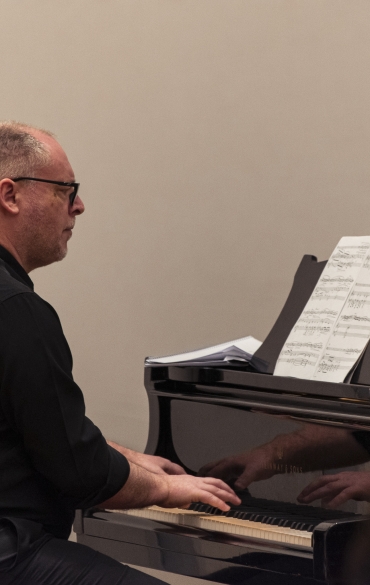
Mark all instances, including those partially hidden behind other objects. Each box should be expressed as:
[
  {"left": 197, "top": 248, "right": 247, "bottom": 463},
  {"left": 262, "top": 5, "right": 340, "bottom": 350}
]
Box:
[{"left": 74, "top": 256, "right": 370, "bottom": 584}]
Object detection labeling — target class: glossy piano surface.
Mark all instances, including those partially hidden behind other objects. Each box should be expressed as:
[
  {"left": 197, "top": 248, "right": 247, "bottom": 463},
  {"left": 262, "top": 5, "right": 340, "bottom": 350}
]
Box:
[
  {"left": 75, "top": 256, "right": 370, "bottom": 584},
  {"left": 75, "top": 364, "right": 370, "bottom": 584}
]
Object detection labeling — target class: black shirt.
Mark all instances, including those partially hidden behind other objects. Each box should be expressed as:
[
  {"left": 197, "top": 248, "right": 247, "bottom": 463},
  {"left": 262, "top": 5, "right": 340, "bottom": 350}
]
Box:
[{"left": 0, "top": 246, "right": 130, "bottom": 539}]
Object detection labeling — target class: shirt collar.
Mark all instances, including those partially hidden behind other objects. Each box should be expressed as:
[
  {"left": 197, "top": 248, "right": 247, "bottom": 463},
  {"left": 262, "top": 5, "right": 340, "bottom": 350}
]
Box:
[{"left": 0, "top": 245, "right": 34, "bottom": 290}]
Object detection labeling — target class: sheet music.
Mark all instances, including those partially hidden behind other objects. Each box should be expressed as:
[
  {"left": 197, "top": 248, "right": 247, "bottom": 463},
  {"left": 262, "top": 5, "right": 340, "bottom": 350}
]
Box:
[{"left": 274, "top": 236, "right": 370, "bottom": 382}]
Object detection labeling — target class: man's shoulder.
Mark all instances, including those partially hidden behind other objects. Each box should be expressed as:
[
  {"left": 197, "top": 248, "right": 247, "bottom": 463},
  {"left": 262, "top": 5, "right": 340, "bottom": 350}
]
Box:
[
  {"left": 0, "top": 262, "right": 33, "bottom": 303},
  {"left": 0, "top": 264, "right": 66, "bottom": 347}
]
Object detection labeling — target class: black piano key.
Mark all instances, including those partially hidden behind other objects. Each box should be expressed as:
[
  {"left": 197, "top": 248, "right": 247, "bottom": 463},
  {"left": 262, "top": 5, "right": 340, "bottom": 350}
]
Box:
[
  {"left": 189, "top": 497, "right": 355, "bottom": 533},
  {"left": 268, "top": 517, "right": 281, "bottom": 525},
  {"left": 191, "top": 504, "right": 201, "bottom": 511},
  {"left": 278, "top": 518, "right": 291, "bottom": 527}
]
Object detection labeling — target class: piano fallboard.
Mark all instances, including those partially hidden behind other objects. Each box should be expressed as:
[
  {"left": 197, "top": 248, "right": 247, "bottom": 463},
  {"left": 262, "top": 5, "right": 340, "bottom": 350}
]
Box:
[
  {"left": 76, "top": 508, "right": 315, "bottom": 584},
  {"left": 75, "top": 507, "right": 368, "bottom": 584}
]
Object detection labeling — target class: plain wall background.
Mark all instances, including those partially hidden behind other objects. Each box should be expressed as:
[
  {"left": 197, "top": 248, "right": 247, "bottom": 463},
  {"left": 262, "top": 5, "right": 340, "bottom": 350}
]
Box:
[{"left": 1, "top": 1, "right": 370, "bottom": 582}]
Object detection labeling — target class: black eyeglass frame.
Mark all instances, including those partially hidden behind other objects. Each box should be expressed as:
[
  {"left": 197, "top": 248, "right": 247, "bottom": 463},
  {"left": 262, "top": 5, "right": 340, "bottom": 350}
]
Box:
[{"left": 12, "top": 177, "right": 80, "bottom": 206}]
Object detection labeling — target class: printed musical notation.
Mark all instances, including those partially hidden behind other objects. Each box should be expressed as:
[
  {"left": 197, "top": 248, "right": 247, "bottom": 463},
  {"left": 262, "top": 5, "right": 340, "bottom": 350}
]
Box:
[
  {"left": 347, "top": 289, "right": 370, "bottom": 309},
  {"left": 274, "top": 236, "right": 370, "bottom": 383},
  {"left": 277, "top": 341, "right": 322, "bottom": 369}
]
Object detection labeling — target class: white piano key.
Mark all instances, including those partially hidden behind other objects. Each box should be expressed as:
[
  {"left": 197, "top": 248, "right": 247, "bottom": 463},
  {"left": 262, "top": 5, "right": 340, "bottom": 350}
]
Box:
[
  {"left": 110, "top": 506, "right": 312, "bottom": 548},
  {"left": 182, "top": 515, "right": 311, "bottom": 547},
  {"left": 112, "top": 506, "right": 204, "bottom": 524}
]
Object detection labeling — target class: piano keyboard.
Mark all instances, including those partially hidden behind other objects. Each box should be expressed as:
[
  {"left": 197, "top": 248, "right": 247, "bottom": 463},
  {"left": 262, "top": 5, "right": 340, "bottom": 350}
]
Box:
[{"left": 112, "top": 506, "right": 312, "bottom": 547}]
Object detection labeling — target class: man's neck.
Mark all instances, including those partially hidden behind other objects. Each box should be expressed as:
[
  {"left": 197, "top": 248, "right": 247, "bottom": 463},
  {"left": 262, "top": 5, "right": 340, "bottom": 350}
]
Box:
[
  {"left": 0, "top": 245, "right": 34, "bottom": 288},
  {"left": 0, "top": 237, "right": 28, "bottom": 272}
]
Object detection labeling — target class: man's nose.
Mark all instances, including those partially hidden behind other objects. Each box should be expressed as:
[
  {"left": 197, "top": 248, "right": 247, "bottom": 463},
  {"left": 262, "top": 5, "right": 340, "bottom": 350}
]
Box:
[{"left": 71, "top": 195, "right": 85, "bottom": 215}]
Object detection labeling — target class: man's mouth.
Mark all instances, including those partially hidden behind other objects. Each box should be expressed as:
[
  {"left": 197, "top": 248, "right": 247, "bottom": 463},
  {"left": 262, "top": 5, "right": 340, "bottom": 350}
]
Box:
[{"left": 64, "top": 227, "right": 74, "bottom": 237}]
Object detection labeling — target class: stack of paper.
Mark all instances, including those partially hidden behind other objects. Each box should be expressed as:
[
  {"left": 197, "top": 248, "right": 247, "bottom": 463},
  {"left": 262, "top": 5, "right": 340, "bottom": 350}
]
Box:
[{"left": 145, "top": 336, "right": 262, "bottom": 367}]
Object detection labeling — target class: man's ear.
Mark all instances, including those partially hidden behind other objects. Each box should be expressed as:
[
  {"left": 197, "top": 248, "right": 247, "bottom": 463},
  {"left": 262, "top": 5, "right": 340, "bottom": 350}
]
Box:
[{"left": 0, "top": 179, "right": 20, "bottom": 215}]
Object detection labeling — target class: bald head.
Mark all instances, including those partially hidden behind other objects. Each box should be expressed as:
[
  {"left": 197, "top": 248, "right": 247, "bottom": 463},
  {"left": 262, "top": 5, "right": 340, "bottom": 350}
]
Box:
[{"left": 0, "top": 121, "right": 53, "bottom": 181}]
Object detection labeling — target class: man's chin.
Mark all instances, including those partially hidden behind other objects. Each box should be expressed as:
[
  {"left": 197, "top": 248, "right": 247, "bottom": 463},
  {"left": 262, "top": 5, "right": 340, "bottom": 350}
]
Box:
[
  {"left": 27, "top": 247, "right": 68, "bottom": 271},
  {"left": 54, "top": 246, "right": 68, "bottom": 263}
]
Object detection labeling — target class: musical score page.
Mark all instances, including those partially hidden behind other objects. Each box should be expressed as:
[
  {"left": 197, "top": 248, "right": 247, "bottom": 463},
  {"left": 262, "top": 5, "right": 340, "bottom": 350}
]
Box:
[{"left": 274, "top": 236, "right": 370, "bottom": 382}]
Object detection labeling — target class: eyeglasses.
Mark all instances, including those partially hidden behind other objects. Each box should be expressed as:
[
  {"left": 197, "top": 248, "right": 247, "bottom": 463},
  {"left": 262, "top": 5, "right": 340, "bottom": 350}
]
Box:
[{"left": 12, "top": 177, "right": 80, "bottom": 206}]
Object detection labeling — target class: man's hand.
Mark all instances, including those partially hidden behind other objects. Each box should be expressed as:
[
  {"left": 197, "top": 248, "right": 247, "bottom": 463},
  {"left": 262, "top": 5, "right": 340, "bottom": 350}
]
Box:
[
  {"left": 131, "top": 453, "right": 186, "bottom": 476},
  {"left": 104, "top": 441, "right": 241, "bottom": 511},
  {"left": 298, "top": 471, "right": 370, "bottom": 508},
  {"left": 158, "top": 474, "right": 241, "bottom": 511},
  {"left": 108, "top": 442, "right": 186, "bottom": 475},
  {"left": 100, "top": 461, "right": 241, "bottom": 512},
  {"left": 199, "top": 448, "right": 274, "bottom": 490}
]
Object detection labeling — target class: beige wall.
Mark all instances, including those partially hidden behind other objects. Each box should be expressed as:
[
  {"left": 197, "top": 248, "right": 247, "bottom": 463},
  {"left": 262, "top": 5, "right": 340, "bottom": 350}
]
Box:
[{"left": 1, "top": 1, "right": 370, "bottom": 582}]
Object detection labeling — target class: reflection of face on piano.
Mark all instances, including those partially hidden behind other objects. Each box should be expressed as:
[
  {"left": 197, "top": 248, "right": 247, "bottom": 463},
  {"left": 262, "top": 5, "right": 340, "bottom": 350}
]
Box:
[{"left": 199, "top": 424, "right": 370, "bottom": 507}]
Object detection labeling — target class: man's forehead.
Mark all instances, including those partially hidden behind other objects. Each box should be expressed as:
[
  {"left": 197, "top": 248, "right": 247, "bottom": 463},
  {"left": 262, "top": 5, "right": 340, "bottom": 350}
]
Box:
[
  {"left": 29, "top": 129, "right": 75, "bottom": 181},
  {"left": 29, "top": 129, "right": 63, "bottom": 157}
]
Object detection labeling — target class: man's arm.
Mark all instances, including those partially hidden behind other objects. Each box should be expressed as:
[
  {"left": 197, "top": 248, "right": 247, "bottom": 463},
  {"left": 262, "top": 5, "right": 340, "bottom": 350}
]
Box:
[
  {"left": 0, "top": 294, "right": 130, "bottom": 508},
  {"left": 100, "top": 460, "right": 241, "bottom": 511}
]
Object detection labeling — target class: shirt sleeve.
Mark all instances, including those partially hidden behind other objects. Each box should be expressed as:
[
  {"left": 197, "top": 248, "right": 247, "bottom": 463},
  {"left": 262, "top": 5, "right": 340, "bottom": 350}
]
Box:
[{"left": 0, "top": 292, "right": 130, "bottom": 508}]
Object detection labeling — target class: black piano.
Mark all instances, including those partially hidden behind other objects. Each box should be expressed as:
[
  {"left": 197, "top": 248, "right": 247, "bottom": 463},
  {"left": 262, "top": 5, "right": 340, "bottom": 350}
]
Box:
[{"left": 75, "top": 256, "right": 370, "bottom": 584}]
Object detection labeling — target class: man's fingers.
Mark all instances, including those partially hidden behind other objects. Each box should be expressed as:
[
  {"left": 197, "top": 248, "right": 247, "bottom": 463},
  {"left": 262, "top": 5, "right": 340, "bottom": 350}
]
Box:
[
  {"left": 163, "top": 462, "right": 187, "bottom": 475},
  {"left": 195, "top": 484, "right": 240, "bottom": 511},
  {"left": 200, "top": 478, "right": 241, "bottom": 505},
  {"left": 163, "top": 475, "right": 241, "bottom": 511},
  {"left": 197, "top": 490, "right": 232, "bottom": 512},
  {"left": 201, "top": 476, "right": 237, "bottom": 493}
]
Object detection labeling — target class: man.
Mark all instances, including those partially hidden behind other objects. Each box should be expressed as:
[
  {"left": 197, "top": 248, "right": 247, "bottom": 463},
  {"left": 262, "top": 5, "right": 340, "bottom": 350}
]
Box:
[{"left": 0, "top": 122, "right": 240, "bottom": 584}]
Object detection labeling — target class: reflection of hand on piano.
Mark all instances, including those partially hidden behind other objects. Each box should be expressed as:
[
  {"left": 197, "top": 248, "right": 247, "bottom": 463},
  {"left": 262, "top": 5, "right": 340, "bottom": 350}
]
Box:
[
  {"left": 198, "top": 446, "right": 275, "bottom": 490},
  {"left": 199, "top": 426, "right": 370, "bottom": 492},
  {"left": 298, "top": 471, "right": 370, "bottom": 508}
]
